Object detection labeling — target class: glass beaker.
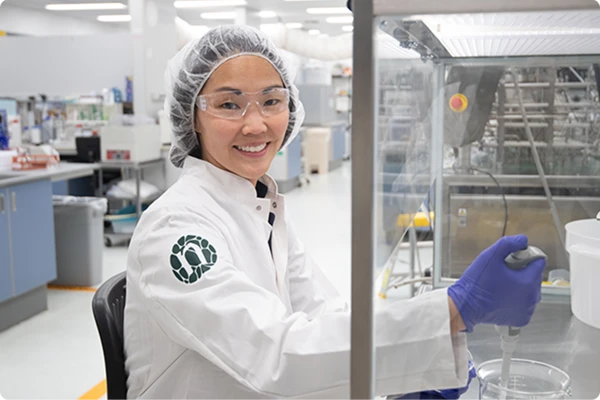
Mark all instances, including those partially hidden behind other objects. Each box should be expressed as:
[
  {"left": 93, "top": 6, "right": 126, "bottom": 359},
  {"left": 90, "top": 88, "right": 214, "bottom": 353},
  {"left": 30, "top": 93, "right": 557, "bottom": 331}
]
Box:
[{"left": 477, "top": 358, "right": 572, "bottom": 399}]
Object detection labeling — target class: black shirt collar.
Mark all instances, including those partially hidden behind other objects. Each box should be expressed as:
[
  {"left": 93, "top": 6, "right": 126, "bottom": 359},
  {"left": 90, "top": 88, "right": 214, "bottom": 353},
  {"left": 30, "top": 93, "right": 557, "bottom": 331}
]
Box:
[{"left": 255, "top": 181, "right": 269, "bottom": 199}]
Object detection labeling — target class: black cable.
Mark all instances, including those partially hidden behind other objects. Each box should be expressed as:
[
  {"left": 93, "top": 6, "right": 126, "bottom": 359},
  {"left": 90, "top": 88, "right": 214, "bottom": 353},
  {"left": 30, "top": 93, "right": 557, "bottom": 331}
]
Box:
[{"left": 470, "top": 167, "right": 508, "bottom": 238}]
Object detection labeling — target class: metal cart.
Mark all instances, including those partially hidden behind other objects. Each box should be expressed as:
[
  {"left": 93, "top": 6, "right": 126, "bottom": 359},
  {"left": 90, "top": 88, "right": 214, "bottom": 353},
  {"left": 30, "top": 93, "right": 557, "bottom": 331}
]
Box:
[{"left": 97, "top": 158, "right": 166, "bottom": 246}]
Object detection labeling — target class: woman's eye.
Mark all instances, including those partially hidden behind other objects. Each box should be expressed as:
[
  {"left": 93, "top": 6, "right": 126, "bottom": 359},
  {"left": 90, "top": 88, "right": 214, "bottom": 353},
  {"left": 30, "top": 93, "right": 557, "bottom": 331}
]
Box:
[
  {"left": 264, "top": 99, "right": 280, "bottom": 107},
  {"left": 220, "top": 102, "right": 240, "bottom": 110}
]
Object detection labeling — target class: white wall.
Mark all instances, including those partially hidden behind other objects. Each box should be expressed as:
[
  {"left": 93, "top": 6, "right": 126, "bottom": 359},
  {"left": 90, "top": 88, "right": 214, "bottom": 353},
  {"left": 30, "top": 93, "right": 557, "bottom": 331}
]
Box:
[
  {"left": 0, "top": 33, "right": 133, "bottom": 97},
  {"left": 0, "top": 4, "right": 122, "bottom": 36}
]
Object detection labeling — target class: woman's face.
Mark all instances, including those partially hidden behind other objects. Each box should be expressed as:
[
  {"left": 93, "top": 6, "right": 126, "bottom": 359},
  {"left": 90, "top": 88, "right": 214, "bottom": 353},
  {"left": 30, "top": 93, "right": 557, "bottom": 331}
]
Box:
[{"left": 195, "top": 55, "right": 290, "bottom": 186}]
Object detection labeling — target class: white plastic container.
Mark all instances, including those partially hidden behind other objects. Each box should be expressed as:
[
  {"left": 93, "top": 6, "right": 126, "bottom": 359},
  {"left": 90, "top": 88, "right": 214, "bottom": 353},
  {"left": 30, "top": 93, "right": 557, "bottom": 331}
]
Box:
[
  {"left": 565, "top": 215, "right": 600, "bottom": 329},
  {"left": 8, "top": 116, "right": 22, "bottom": 147},
  {"left": 0, "top": 150, "right": 17, "bottom": 171}
]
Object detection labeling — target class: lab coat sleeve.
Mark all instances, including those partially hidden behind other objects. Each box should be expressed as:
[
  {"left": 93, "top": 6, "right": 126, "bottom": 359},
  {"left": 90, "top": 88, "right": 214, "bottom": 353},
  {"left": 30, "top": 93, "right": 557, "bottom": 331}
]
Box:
[
  {"left": 285, "top": 219, "right": 349, "bottom": 318},
  {"left": 133, "top": 207, "right": 468, "bottom": 398}
]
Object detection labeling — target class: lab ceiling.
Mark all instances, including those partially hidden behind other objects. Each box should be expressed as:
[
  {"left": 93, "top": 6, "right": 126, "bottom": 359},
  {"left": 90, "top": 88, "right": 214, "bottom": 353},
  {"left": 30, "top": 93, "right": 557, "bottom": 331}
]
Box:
[
  {"left": 3, "top": 0, "right": 352, "bottom": 37},
  {"left": 5, "top": 1, "right": 600, "bottom": 57}
]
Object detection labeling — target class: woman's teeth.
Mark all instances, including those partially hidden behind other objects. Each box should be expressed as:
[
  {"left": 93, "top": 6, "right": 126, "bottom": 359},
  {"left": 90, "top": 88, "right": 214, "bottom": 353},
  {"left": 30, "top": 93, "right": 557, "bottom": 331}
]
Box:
[{"left": 235, "top": 143, "right": 267, "bottom": 153}]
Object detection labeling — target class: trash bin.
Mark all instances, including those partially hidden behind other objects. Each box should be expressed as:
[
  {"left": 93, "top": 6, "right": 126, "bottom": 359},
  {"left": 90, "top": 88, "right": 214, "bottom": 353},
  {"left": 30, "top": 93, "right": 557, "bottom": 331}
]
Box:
[
  {"left": 52, "top": 196, "right": 108, "bottom": 286},
  {"left": 304, "top": 127, "right": 331, "bottom": 174}
]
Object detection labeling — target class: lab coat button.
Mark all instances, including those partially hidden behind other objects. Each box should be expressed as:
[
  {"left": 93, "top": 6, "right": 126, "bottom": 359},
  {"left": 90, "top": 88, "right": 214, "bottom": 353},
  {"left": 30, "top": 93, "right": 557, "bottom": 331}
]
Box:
[
  {"left": 256, "top": 205, "right": 262, "bottom": 211},
  {"left": 272, "top": 202, "right": 277, "bottom": 208}
]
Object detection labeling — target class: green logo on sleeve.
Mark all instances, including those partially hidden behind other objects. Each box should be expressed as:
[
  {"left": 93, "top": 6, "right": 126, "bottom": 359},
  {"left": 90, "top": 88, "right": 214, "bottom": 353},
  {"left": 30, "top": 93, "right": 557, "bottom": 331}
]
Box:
[{"left": 170, "top": 235, "right": 218, "bottom": 284}]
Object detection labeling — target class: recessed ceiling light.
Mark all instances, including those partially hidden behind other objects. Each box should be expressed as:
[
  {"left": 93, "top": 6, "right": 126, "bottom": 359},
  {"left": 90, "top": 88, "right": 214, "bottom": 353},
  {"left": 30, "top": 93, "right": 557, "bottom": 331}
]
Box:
[
  {"left": 97, "top": 14, "right": 131, "bottom": 22},
  {"left": 258, "top": 10, "right": 277, "bottom": 18},
  {"left": 326, "top": 16, "right": 353, "bottom": 24},
  {"left": 308, "top": 29, "right": 320, "bottom": 35},
  {"left": 285, "top": 22, "right": 303, "bottom": 29},
  {"left": 342, "top": 25, "right": 353, "bottom": 32},
  {"left": 260, "top": 23, "right": 276, "bottom": 28},
  {"left": 45, "top": 2, "right": 127, "bottom": 11},
  {"left": 200, "top": 12, "right": 237, "bottom": 19},
  {"left": 174, "top": 0, "right": 246, "bottom": 8},
  {"left": 306, "top": 7, "right": 351, "bottom": 14}
]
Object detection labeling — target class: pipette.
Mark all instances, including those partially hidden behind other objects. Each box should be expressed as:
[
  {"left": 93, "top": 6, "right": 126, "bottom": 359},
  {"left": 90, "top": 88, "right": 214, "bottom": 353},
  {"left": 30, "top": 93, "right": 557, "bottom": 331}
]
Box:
[{"left": 496, "top": 246, "right": 547, "bottom": 398}]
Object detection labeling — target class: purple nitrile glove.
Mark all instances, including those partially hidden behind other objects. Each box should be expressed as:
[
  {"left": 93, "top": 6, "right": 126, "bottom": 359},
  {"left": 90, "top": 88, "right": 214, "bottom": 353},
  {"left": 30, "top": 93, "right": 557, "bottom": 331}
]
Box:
[
  {"left": 448, "top": 235, "right": 546, "bottom": 332},
  {"left": 391, "top": 359, "right": 477, "bottom": 399}
]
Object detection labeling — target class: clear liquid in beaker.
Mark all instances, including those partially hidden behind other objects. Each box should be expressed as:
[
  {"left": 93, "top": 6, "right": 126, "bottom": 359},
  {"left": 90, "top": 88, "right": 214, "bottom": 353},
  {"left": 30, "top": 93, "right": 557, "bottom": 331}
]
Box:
[{"left": 478, "top": 359, "right": 571, "bottom": 399}]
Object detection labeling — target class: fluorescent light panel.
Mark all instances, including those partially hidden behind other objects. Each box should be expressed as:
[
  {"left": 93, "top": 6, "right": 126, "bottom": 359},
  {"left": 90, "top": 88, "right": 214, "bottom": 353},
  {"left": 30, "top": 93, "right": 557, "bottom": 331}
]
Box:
[
  {"left": 285, "top": 22, "right": 303, "bottom": 29},
  {"left": 306, "top": 7, "right": 350, "bottom": 14},
  {"left": 46, "top": 2, "right": 126, "bottom": 10},
  {"left": 97, "top": 14, "right": 131, "bottom": 21},
  {"left": 200, "top": 11, "right": 237, "bottom": 19},
  {"left": 174, "top": 0, "right": 246, "bottom": 8},
  {"left": 342, "top": 25, "right": 353, "bottom": 32},
  {"left": 326, "top": 16, "right": 353, "bottom": 23},
  {"left": 308, "top": 29, "right": 320, "bottom": 35},
  {"left": 258, "top": 10, "right": 277, "bottom": 18}
]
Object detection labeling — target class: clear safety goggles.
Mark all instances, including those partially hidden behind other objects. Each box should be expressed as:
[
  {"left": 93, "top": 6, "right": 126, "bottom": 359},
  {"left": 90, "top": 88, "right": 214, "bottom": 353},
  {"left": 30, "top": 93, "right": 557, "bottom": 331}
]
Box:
[{"left": 195, "top": 87, "right": 290, "bottom": 120}]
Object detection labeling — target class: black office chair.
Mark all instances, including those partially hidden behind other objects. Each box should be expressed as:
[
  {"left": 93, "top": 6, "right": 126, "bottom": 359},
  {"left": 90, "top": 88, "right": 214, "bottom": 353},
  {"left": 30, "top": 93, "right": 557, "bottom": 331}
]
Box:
[{"left": 92, "top": 271, "right": 128, "bottom": 400}]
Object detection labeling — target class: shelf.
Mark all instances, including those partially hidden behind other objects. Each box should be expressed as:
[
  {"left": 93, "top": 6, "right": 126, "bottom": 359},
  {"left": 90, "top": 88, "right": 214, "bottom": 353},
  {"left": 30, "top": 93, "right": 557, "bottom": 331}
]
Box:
[
  {"left": 503, "top": 82, "right": 593, "bottom": 88},
  {"left": 66, "top": 120, "right": 109, "bottom": 126},
  {"left": 105, "top": 191, "right": 163, "bottom": 203},
  {"left": 482, "top": 140, "right": 589, "bottom": 149}
]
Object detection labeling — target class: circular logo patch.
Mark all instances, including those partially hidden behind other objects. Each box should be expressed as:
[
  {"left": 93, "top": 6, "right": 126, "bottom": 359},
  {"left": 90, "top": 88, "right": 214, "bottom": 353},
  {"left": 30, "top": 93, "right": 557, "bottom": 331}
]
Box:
[{"left": 170, "top": 235, "right": 218, "bottom": 284}]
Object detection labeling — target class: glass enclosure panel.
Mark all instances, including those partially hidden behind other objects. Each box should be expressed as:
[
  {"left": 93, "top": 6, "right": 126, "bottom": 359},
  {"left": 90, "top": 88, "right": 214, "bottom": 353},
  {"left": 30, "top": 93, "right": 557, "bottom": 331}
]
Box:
[
  {"left": 375, "top": 35, "right": 436, "bottom": 298},
  {"left": 366, "top": 8, "right": 600, "bottom": 400}
]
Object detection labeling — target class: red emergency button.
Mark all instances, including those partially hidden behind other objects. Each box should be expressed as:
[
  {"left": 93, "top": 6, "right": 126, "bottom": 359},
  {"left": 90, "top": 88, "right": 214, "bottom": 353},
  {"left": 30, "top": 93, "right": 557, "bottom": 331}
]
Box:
[{"left": 449, "top": 93, "right": 468, "bottom": 112}]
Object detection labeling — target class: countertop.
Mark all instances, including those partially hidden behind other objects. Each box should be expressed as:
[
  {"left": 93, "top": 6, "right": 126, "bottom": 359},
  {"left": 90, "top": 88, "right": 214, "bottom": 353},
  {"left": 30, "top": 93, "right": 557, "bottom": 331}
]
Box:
[
  {"left": 464, "top": 302, "right": 600, "bottom": 399},
  {"left": 0, "top": 162, "right": 97, "bottom": 188}
]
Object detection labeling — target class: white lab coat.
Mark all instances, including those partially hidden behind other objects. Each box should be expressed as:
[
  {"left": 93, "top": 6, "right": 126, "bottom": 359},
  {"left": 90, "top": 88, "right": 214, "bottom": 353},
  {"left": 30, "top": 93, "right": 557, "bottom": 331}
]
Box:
[{"left": 124, "top": 156, "right": 469, "bottom": 399}]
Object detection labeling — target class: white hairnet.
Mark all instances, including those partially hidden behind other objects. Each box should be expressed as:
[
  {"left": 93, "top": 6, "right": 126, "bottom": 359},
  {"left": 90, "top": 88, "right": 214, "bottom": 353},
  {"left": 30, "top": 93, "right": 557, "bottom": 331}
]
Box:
[{"left": 165, "top": 25, "right": 306, "bottom": 168}]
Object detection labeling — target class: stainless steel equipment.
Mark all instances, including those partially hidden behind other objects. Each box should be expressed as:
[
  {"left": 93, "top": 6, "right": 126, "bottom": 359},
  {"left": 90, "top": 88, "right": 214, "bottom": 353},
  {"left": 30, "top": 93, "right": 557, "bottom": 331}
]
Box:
[{"left": 351, "top": 3, "right": 600, "bottom": 398}]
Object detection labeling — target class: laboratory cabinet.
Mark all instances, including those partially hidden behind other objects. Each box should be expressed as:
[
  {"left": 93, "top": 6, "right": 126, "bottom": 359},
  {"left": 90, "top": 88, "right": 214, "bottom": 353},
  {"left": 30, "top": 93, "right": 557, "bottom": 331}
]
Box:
[
  {"left": 0, "top": 179, "right": 57, "bottom": 301},
  {"left": 0, "top": 188, "right": 12, "bottom": 303}
]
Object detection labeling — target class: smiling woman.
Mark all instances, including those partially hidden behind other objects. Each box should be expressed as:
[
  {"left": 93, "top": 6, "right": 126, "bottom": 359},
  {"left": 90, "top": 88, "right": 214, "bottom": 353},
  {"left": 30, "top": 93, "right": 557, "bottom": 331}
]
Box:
[
  {"left": 165, "top": 25, "right": 305, "bottom": 170},
  {"left": 194, "top": 55, "right": 290, "bottom": 185},
  {"left": 122, "top": 23, "right": 544, "bottom": 400}
]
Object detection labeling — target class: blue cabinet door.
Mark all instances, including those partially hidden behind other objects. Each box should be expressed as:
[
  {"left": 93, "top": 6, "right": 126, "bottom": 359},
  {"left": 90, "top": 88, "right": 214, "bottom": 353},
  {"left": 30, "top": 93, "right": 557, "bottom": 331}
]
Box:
[
  {"left": 9, "top": 180, "right": 57, "bottom": 296},
  {"left": 0, "top": 188, "right": 13, "bottom": 302}
]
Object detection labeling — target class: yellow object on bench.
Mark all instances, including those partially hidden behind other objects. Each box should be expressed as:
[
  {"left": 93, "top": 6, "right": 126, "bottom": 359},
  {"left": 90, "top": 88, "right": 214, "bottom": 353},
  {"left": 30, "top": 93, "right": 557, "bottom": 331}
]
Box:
[{"left": 396, "top": 211, "right": 435, "bottom": 228}]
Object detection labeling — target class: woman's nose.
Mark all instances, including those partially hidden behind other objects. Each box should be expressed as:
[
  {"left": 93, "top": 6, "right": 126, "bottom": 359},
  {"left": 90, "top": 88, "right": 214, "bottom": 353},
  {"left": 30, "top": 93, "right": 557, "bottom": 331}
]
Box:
[{"left": 241, "top": 102, "right": 267, "bottom": 135}]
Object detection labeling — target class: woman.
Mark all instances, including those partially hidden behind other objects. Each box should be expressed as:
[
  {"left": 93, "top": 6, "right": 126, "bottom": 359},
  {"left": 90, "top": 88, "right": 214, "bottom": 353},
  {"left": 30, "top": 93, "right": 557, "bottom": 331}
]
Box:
[{"left": 123, "top": 25, "right": 545, "bottom": 399}]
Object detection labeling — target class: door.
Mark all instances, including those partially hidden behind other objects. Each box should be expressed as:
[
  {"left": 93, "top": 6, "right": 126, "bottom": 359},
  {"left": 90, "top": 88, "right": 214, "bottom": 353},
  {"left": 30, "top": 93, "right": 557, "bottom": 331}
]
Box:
[
  {"left": 9, "top": 180, "right": 57, "bottom": 296},
  {"left": 0, "top": 188, "right": 13, "bottom": 302}
]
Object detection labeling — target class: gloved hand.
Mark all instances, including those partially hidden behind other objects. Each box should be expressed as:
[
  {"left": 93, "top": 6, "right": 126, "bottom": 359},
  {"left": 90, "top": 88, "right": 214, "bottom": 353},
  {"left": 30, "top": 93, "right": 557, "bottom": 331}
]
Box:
[
  {"left": 448, "top": 235, "right": 545, "bottom": 332},
  {"left": 391, "top": 360, "right": 477, "bottom": 399}
]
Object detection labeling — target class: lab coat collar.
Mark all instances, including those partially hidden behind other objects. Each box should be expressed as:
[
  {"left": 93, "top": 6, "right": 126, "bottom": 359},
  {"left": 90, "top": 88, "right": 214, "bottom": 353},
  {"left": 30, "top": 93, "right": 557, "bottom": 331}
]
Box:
[{"left": 182, "top": 156, "right": 281, "bottom": 203}]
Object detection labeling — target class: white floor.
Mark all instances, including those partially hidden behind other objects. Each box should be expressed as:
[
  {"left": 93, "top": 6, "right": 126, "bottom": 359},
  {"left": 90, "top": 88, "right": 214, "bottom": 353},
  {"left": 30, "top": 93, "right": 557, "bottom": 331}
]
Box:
[{"left": 0, "top": 161, "right": 424, "bottom": 400}]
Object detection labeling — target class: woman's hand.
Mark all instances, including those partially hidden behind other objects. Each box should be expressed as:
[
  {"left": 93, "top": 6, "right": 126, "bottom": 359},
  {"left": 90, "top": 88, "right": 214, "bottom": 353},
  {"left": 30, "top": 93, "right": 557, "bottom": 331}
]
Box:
[{"left": 447, "top": 235, "right": 546, "bottom": 332}]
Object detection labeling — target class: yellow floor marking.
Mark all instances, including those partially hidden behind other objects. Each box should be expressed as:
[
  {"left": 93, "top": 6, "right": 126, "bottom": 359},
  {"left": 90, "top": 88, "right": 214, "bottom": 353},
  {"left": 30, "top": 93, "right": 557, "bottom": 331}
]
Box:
[
  {"left": 47, "top": 284, "right": 97, "bottom": 292},
  {"left": 79, "top": 379, "right": 107, "bottom": 400}
]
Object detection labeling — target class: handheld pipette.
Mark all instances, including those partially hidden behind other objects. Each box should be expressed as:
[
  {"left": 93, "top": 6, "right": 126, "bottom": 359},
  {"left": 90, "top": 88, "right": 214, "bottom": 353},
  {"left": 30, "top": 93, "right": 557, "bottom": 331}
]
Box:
[{"left": 496, "top": 246, "right": 547, "bottom": 398}]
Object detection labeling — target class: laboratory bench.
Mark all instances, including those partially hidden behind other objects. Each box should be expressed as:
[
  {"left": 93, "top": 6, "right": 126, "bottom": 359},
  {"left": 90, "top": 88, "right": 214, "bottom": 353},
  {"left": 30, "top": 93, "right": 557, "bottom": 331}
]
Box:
[
  {"left": 463, "top": 301, "right": 600, "bottom": 399},
  {"left": 0, "top": 162, "right": 96, "bottom": 332}
]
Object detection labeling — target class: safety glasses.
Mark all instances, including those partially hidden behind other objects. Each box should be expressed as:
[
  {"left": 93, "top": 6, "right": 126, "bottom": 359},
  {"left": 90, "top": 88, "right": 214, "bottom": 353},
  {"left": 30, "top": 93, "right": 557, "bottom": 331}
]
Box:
[{"left": 196, "top": 87, "right": 290, "bottom": 120}]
